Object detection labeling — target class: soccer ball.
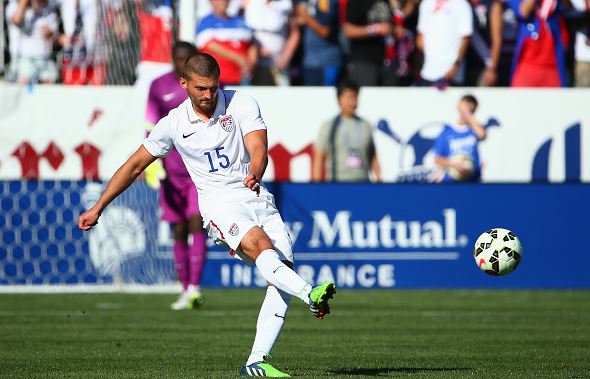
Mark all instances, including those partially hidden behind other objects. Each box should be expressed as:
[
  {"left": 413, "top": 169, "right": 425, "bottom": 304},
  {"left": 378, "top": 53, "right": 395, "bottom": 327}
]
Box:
[
  {"left": 447, "top": 153, "right": 475, "bottom": 181},
  {"left": 473, "top": 228, "right": 522, "bottom": 276}
]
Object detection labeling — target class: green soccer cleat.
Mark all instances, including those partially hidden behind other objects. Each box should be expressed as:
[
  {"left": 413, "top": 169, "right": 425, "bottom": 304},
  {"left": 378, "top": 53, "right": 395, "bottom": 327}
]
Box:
[
  {"left": 308, "top": 281, "right": 336, "bottom": 320},
  {"left": 240, "top": 361, "right": 290, "bottom": 377},
  {"left": 186, "top": 285, "right": 204, "bottom": 309}
]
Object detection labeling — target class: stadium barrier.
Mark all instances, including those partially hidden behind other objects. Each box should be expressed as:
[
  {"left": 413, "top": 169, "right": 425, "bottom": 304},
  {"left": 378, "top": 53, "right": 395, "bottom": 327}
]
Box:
[
  {"left": 1, "top": 85, "right": 588, "bottom": 290},
  {"left": 1, "top": 84, "right": 589, "bottom": 183},
  {"left": 1, "top": 181, "right": 588, "bottom": 289}
]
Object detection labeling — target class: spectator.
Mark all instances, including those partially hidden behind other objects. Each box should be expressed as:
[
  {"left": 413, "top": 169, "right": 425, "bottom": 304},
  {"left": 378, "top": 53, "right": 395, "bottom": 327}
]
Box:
[
  {"left": 464, "top": 0, "right": 504, "bottom": 86},
  {"left": 144, "top": 41, "right": 207, "bottom": 310},
  {"left": 416, "top": 0, "right": 473, "bottom": 87},
  {"left": 295, "top": 0, "right": 343, "bottom": 86},
  {"left": 104, "top": 0, "right": 140, "bottom": 85},
  {"left": 196, "top": 0, "right": 256, "bottom": 85},
  {"left": 569, "top": 0, "right": 590, "bottom": 87},
  {"left": 5, "top": 0, "right": 58, "bottom": 84},
  {"left": 493, "top": 0, "right": 520, "bottom": 86},
  {"left": 432, "top": 94, "right": 487, "bottom": 183},
  {"left": 58, "top": 0, "right": 101, "bottom": 85},
  {"left": 312, "top": 79, "right": 381, "bottom": 182},
  {"left": 508, "top": 0, "right": 568, "bottom": 87},
  {"left": 244, "top": 0, "right": 300, "bottom": 86},
  {"left": 196, "top": 0, "right": 243, "bottom": 22},
  {"left": 343, "top": 0, "right": 398, "bottom": 86}
]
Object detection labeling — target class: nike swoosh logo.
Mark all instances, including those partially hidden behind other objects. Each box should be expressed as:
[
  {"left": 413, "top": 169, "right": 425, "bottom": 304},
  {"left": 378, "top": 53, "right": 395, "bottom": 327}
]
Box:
[
  {"left": 183, "top": 131, "right": 196, "bottom": 138},
  {"left": 274, "top": 313, "right": 285, "bottom": 319},
  {"left": 162, "top": 92, "right": 176, "bottom": 102},
  {"left": 273, "top": 266, "right": 282, "bottom": 273}
]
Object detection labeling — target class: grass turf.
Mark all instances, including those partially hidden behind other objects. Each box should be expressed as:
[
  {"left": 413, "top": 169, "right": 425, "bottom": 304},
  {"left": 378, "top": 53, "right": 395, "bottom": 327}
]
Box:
[{"left": 0, "top": 290, "right": 589, "bottom": 378}]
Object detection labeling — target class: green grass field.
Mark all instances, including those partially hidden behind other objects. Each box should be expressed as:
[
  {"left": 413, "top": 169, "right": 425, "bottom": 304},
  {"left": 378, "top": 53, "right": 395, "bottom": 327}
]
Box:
[{"left": 1, "top": 290, "right": 589, "bottom": 378}]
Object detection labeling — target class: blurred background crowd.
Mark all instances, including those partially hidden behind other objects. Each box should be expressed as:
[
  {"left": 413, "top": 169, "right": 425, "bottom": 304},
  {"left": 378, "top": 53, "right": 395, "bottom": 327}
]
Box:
[{"left": 1, "top": 0, "right": 589, "bottom": 88}]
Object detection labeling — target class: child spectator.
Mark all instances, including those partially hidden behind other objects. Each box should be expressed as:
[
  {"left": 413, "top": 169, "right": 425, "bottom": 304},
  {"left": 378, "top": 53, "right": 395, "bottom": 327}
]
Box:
[{"left": 432, "top": 94, "right": 487, "bottom": 182}]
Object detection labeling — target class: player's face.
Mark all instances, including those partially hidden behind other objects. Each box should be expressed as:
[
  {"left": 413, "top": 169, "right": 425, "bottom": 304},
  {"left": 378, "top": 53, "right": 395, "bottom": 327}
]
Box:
[
  {"left": 181, "top": 73, "right": 220, "bottom": 116},
  {"left": 338, "top": 89, "right": 358, "bottom": 117}
]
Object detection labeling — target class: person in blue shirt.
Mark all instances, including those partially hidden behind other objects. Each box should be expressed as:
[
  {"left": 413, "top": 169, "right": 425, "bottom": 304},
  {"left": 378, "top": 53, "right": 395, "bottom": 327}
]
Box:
[
  {"left": 433, "top": 94, "right": 487, "bottom": 182},
  {"left": 295, "top": 0, "right": 342, "bottom": 85}
]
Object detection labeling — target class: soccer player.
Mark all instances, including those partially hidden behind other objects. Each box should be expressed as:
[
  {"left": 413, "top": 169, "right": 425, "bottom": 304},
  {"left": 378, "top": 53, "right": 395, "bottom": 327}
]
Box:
[
  {"left": 144, "top": 41, "right": 207, "bottom": 310},
  {"left": 78, "top": 52, "right": 336, "bottom": 378}
]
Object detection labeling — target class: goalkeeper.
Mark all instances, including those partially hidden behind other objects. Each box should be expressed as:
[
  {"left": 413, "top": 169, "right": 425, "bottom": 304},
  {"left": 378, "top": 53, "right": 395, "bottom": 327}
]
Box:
[{"left": 144, "top": 41, "right": 207, "bottom": 310}]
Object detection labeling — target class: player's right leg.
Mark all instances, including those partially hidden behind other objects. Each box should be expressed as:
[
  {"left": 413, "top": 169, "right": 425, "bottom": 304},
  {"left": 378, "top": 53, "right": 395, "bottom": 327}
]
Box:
[
  {"left": 239, "top": 227, "right": 336, "bottom": 319},
  {"left": 205, "top": 198, "right": 337, "bottom": 317}
]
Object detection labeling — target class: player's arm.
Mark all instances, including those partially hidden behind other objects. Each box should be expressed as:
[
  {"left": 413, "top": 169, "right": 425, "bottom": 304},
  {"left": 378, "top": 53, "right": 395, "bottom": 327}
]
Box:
[
  {"left": 78, "top": 146, "right": 157, "bottom": 230},
  {"left": 144, "top": 84, "right": 166, "bottom": 189},
  {"left": 243, "top": 129, "right": 268, "bottom": 195},
  {"left": 312, "top": 148, "right": 327, "bottom": 182}
]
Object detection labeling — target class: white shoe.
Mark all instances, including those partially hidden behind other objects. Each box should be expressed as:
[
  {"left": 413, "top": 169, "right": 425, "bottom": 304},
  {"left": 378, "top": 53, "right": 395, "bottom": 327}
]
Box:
[{"left": 170, "top": 290, "right": 191, "bottom": 310}]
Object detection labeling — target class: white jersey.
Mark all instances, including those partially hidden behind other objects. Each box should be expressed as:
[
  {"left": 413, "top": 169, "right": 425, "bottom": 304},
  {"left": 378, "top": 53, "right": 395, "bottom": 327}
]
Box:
[
  {"left": 143, "top": 89, "right": 267, "bottom": 200},
  {"left": 417, "top": 0, "right": 473, "bottom": 81}
]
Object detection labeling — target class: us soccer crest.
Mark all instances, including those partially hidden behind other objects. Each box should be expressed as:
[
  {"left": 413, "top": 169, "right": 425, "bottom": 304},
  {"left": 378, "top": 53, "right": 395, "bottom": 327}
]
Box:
[
  {"left": 228, "top": 223, "right": 239, "bottom": 236},
  {"left": 219, "top": 115, "right": 234, "bottom": 132}
]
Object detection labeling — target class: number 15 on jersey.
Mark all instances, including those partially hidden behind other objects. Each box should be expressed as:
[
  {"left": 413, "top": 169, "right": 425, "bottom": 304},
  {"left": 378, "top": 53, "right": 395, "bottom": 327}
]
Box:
[{"left": 204, "top": 146, "right": 230, "bottom": 172}]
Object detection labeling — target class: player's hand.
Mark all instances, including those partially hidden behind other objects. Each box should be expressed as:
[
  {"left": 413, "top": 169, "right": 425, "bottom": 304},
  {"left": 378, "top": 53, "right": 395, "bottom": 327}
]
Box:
[
  {"left": 243, "top": 173, "right": 261, "bottom": 196},
  {"left": 78, "top": 207, "right": 101, "bottom": 231}
]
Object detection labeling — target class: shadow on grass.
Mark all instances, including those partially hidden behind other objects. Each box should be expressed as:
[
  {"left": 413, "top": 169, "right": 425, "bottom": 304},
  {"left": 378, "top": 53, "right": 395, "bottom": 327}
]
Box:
[{"left": 329, "top": 367, "right": 471, "bottom": 376}]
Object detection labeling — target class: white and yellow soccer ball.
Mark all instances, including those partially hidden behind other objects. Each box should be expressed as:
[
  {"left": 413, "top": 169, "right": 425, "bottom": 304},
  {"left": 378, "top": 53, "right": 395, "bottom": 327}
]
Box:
[
  {"left": 473, "top": 228, "right": 522, "bottom": 276},
  {"left": 447, "top": 153, "right": 475, "bottom": 181}
]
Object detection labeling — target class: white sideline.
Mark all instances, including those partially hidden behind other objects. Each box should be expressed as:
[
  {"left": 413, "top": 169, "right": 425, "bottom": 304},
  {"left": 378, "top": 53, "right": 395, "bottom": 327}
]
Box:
[{"left": 0, "top": 284, "right": 183, "bottom": 294}]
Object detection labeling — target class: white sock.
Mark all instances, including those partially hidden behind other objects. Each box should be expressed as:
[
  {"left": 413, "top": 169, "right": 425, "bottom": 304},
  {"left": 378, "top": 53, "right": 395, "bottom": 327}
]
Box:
[
  {"left": 246, "top": 286, "right": 291, "bottom": 366},
  {"left": 255, "top": 249, "right": 312, "bottom": 304}
]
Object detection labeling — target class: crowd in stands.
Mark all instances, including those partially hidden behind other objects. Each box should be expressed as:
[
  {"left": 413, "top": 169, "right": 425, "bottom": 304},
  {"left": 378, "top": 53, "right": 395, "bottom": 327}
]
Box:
[{"left": 2, "top": 0, "right": 589, "bottom": 87}]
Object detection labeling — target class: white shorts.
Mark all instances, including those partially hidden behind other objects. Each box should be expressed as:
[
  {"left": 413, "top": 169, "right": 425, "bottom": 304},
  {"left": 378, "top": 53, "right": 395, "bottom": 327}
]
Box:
[
  {"left": 12, "top": 57, "right": 58, "bottom": 83},
  {"left": 203, "top": 187, "right": 293, "bottom": 265}
]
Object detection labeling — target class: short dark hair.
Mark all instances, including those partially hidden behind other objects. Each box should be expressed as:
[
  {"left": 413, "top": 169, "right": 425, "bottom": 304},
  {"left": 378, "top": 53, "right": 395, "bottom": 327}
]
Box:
[
  {"left": 172, "top": 40, "right": 197, "bottom": 59},
  {"left": 337, "top": 79, "right": 360, "bottom": 98},
  {"left": 181, "top": 53, "right": 221, "bottom": 80},
  {"left": 461, "top": 94, "right": 478, "bottom": 112}
]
